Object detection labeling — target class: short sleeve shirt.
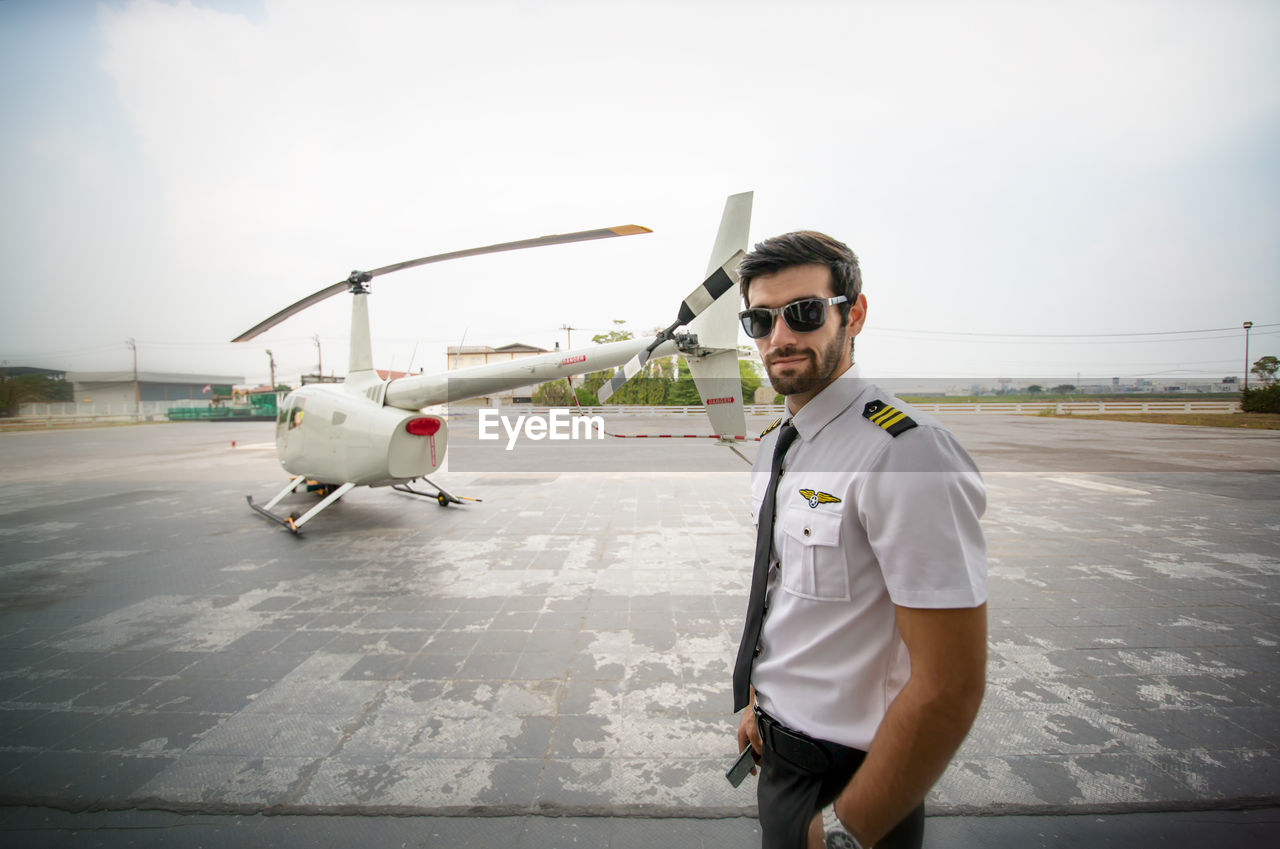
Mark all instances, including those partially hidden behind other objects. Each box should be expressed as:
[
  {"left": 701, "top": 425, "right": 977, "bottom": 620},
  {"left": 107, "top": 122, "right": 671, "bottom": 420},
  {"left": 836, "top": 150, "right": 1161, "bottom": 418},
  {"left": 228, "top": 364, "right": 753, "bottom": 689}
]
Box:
[{"left": 750, "top": 367, "right": 987, "bottom": 750}]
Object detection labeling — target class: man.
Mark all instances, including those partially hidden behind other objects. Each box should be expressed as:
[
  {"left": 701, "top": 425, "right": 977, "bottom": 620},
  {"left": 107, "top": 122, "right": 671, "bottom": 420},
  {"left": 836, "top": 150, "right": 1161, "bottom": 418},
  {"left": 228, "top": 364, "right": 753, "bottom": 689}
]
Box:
[{"left": 732, "top": 231, "right": 987, "bottom": 849}]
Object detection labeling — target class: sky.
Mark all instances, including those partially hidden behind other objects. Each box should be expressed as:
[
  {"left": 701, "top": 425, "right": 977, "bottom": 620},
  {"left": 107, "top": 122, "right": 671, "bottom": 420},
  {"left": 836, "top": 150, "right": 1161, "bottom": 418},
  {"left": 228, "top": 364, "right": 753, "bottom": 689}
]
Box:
[{"left": 2, "top": 0, "right": 1278, "bottom": 388}]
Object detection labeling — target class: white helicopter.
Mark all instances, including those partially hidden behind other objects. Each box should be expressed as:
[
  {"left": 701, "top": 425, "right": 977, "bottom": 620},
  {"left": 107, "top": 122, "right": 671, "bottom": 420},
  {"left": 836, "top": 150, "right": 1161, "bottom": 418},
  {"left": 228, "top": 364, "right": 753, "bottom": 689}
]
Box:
[{"left": 233, "top": 192, "right": 753, "bottom": 532}]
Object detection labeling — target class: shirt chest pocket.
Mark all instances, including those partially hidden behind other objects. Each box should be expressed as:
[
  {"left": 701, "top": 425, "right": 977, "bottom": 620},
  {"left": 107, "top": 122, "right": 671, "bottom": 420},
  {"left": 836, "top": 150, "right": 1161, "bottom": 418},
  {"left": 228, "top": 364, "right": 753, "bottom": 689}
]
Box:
[{"left": 779, "top": 507, "right": 850, "bottom": 602}]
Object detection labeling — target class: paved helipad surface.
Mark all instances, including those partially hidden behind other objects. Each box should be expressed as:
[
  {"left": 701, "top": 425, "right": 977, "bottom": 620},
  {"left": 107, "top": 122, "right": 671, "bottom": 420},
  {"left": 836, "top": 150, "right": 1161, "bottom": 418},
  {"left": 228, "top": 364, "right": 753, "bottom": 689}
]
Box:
[{"left": 0, "top": 413, "right": 1277, "bottom": 836}]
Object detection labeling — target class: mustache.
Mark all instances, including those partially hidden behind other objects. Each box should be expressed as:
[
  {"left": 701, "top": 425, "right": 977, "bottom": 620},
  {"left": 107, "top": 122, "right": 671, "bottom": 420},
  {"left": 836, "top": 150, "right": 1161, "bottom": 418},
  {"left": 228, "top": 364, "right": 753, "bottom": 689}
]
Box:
[{"left": 765, "top": 347, "right": 812, "bottom": 366}]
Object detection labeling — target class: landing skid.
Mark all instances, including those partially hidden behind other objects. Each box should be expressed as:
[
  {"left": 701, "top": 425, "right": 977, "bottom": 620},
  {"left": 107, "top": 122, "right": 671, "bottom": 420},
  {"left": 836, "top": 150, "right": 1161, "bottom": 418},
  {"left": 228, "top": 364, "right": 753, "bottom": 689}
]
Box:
[
  {"left": 392, "top": 476, "right": 482, "bottom": 507},
  {"left": 247, "top": 476, "right": 355, "bottom": 534}
]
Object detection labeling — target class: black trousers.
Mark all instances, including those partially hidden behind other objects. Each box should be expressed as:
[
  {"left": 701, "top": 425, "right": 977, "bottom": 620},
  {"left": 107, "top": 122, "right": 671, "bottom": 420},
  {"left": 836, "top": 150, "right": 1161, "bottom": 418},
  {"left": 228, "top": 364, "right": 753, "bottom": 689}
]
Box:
[{"left": 756, "top": 709, "right": 925, "bottom": 849}]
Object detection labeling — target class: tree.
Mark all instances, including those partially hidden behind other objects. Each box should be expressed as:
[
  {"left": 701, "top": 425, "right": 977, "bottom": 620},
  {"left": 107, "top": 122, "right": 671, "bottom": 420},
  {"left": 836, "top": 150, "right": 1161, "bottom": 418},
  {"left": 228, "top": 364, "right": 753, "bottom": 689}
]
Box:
[
  {"left": 605, "top": 376, "right": 668, "bottom": 405},
  {"left": 666, "top": 357, "right": 762, "bottom": 406},
  {"left": 667, "top": 359, "right": 701, "bottom": 405},
  {"left": 1027, "top": 385, "right": 1043, "bottom": 394},
  {"left": 739, "top": 358, "right": 762, "bottom": 403},
  {"left": 1050, "top": 384, "right": 1076, "bottom": 395},
  {"left": 584, "top": 322, "right": 674, "bottom": 405},
  {"left": 591, "top": 320, "right": 634, "bottom": 345},
  {"left": 1242, "top": 383, "right": 1280, "bottom": 413},
  {"left": 1251, "top": 355, "right": 1278, "bottom": 385},
  {"left": 532, "top": 379, "right": 574, "bottom": 406},
  {"left": 0, "top": 372, "right": 72, "bottom": 417}
]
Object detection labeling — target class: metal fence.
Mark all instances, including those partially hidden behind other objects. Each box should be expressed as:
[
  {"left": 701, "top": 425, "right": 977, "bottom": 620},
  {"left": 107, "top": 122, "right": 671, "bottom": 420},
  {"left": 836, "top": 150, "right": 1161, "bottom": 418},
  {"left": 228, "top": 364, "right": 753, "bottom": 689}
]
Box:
[{"left": 10, "top": 400, "right": 198, "bottom": 425}]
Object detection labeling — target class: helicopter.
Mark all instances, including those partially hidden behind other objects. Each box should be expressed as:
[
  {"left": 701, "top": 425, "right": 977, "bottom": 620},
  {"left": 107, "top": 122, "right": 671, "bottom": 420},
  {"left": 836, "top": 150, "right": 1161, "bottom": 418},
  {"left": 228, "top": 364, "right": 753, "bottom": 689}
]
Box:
[{"left": 233, "top": 192, "right": 753, "bottom": 533}]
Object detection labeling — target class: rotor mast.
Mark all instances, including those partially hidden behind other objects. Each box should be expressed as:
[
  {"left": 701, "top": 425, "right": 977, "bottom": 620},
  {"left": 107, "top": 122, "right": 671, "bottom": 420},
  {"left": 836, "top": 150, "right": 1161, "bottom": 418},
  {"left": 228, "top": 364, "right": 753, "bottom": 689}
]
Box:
[{"left": 347, "top": 270, "right": 375, "bottom": 375}]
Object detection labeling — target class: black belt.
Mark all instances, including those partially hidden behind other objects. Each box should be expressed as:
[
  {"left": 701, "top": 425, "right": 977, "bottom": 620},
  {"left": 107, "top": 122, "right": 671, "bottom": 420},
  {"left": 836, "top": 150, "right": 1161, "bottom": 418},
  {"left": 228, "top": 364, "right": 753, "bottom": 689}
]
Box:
[{"left": 754, "top": 705, "right": 833, "bottom": 774}]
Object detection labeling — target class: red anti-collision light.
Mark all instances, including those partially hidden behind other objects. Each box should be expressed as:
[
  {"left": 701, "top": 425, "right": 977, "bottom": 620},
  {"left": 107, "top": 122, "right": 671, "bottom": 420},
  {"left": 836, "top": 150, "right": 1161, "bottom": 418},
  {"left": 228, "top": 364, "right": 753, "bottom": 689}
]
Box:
[{"left": 405, "top": 417, "right": 441, "bottom": 436}]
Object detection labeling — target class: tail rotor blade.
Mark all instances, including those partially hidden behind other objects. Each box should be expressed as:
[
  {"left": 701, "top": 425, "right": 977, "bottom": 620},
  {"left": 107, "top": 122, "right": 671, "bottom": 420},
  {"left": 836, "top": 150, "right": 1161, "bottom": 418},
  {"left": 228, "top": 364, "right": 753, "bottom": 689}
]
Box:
[
  {"left": 597, "top": 346, "right": 653, "bottom": 404},
  {"left": 596, "top": 249, "right": 743, "bottom": 404},
  {"left": 674, "top": 259, "right": 740, "bottom": 326}
]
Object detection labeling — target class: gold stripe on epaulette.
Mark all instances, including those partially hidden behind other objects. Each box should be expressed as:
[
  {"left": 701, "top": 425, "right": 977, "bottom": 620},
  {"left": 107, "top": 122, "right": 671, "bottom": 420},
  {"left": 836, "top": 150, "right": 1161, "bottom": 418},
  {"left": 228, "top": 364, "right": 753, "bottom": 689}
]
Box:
[{"left": 863, "top": 399, "right": 917, "bottom": 437}]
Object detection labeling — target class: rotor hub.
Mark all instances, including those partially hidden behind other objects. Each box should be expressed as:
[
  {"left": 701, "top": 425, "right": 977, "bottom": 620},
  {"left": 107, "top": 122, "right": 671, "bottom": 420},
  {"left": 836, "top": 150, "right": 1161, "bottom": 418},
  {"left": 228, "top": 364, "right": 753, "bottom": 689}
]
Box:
[{"left": 347, "top": 270, "right": 373, "bottom": 294}]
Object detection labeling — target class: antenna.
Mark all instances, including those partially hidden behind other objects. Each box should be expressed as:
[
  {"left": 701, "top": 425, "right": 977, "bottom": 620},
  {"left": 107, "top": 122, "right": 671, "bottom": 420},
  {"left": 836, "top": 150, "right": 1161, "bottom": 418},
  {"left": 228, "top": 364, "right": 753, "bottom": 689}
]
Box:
[
  {"left": 405, "top": 340, "right": 420, "bottom": 377},
  {"left": 452, "top": 329, "right": 468, "bottom": 371}
]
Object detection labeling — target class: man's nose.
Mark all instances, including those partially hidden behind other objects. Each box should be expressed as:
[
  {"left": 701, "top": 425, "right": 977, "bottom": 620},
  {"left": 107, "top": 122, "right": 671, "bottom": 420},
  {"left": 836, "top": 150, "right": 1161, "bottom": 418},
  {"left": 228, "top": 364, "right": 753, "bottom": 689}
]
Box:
[{"left": 767, "top": 313, "right": 799, "bottom": 347}]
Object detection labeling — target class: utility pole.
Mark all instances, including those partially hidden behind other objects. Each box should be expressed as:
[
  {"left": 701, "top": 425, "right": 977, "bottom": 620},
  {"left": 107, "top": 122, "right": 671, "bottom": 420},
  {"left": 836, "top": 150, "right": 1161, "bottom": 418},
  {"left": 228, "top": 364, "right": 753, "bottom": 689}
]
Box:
[
  {"left": 313, "top": 334, "right": 323, "bottom": 382},
  {"left": 560, "top": 324, "right": 578, "bottom": 350},
  {"left": 265, "top": 349, "right": 277, "bottom": 390},
  {"left": 1243, "top": 321, "right": 1253, "bottom": 390},
  {"left": 126, "top": 338, "right": 139, "bottom": 421}
]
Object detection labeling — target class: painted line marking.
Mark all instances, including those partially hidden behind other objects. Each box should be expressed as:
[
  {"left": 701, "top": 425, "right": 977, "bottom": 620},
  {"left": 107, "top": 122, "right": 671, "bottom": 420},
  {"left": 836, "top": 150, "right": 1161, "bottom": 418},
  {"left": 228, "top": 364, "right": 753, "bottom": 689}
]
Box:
[{"left": 1045, "top": 475, "right": 1149, "bottom": 496}]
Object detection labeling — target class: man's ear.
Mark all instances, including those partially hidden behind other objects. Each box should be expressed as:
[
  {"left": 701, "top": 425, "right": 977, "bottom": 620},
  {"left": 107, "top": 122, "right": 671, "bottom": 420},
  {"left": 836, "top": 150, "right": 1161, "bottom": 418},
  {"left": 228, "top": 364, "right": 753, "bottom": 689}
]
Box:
[{"left": 847, "top": 293, "right": 868, "bottom": 335}]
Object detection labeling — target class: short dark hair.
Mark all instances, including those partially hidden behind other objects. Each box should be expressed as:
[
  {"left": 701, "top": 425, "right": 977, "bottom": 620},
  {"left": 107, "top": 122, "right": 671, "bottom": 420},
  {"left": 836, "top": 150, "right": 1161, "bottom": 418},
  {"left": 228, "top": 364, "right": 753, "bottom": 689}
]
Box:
[{"left": 738, "top": 231, "right": 861, "bottom": 319}]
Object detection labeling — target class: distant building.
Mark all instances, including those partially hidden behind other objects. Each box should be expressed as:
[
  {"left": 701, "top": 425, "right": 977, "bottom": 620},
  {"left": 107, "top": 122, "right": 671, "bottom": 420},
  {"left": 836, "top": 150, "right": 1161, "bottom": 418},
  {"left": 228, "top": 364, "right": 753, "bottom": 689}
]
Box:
[
  {"left": 445, "top": 343, "right": 551, "bottom": 405},
  {"left": 446, "top": 343, "right": 549, "bottom": 369},
  {"left": 67, "top": 371, "right": 246, "bottom": 409}
]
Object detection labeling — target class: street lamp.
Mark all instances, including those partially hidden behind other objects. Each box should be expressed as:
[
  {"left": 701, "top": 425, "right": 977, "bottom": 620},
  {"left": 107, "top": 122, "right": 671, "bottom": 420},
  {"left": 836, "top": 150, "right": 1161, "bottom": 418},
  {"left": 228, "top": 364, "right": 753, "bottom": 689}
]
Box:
[
  {"left": 1243, "top": 321, "right": 1254, "bottom": 391},
  {"left": 265, "top": 349, "right": 276, "bottom": 391}
]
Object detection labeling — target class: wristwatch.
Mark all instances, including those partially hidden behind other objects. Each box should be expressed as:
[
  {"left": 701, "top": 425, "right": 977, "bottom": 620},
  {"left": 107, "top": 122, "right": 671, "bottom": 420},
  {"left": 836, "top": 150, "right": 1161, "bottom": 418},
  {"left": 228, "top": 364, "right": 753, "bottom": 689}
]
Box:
[{"left": 824, "top": 829, "right": 865, "bottom": 849}]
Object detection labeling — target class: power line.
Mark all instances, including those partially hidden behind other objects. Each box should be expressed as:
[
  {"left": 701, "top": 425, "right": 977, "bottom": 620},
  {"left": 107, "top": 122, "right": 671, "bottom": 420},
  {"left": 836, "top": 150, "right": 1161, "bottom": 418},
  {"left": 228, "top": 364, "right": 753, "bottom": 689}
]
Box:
[
  {"left": 865, "top": 329, "right": 1280, "bottom": 346},
  {"left": 869, "top": 322, "right": 1279, "bottom": 339}
]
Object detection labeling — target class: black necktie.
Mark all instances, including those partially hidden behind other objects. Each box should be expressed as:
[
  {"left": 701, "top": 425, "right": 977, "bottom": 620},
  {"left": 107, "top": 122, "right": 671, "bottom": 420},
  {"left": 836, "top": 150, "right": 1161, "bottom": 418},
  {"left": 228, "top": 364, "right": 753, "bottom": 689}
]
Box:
[{"left": 733, "top": 421, "right": 799, "bottom": 712}]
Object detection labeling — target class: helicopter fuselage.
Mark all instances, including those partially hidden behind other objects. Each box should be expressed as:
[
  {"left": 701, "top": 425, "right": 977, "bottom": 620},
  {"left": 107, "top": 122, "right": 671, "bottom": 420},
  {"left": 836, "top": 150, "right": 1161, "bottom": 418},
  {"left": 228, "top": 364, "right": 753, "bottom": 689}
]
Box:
[{"left": 276, "top": 382, "right": 446, "bottom": 487}]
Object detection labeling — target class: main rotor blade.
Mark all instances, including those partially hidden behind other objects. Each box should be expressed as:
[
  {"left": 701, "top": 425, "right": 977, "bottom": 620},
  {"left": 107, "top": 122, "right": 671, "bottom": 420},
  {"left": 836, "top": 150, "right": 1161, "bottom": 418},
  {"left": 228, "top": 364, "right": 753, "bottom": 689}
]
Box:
[
  {"left": 366, "top": 225, "right": 650, "bottom": 278},
  {"left": 232, "top": 280, "right": 350, "bottom": 343},
  {"left": 232, "top": 224, "right": 651, "bottom": 342}
]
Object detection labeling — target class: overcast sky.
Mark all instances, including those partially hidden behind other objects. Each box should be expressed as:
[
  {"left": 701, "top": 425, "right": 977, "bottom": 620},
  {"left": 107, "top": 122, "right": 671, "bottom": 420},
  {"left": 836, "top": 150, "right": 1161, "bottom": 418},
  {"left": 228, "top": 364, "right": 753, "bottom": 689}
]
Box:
[{"left": 2, "top": 0, "right": 1277, "bottom": 387}]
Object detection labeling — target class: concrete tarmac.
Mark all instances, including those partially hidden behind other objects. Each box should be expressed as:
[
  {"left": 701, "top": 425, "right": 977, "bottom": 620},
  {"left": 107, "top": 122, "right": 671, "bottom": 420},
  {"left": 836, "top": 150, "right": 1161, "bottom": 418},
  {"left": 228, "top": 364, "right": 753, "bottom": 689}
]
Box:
[{"left": 1, "top": 412, "right": 1277, "bottom": 846}]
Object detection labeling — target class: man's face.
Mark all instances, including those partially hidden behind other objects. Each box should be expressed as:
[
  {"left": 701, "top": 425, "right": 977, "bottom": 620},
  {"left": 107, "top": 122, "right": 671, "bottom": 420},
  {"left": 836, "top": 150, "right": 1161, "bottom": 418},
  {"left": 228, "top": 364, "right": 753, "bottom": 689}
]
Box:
[{"left": 745, "top": 263, "right": 866, "bottom": 410}]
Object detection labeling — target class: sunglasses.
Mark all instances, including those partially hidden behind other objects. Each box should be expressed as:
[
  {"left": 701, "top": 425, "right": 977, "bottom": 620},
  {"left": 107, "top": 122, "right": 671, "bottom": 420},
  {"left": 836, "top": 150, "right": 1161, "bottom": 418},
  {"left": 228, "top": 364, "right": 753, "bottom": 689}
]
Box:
[{"left": 739, "top": 296, "right": 848, "bottom": 339}]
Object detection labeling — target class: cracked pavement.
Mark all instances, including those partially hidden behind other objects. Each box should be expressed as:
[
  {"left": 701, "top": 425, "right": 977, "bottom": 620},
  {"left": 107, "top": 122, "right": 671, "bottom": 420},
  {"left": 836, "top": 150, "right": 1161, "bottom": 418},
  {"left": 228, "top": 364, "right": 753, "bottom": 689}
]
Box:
[{"left": 0, "top": 415, "right": 1277, "bottom": 817}]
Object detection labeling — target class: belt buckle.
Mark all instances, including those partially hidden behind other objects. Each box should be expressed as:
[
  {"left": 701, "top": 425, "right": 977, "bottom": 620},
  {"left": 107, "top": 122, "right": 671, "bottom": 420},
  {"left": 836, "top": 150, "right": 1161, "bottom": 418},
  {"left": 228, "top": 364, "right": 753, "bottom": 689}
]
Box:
[
  {"left": 753, "top": 705, "right": 787, "bottom": 758},
  {"left": 755, "top": 706, "right": 830, "bottom": 774},
  {"left": 752, "top": 704, "right": 774, "bottom": 748}
]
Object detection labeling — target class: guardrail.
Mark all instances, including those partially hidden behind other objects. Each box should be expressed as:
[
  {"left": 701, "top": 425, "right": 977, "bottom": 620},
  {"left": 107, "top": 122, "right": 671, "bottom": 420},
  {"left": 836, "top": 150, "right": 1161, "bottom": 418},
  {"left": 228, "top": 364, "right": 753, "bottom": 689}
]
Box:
[
  {"left": 4, "top": 402, "right": 175, "bottom": 428},
  {"left": 908, "top": 401, "right": 1241, "bottom": 414},
  {"left": 3, "top": 399, "right": 1241, "bottom": 430},
  {"left": 469, "top": 405, "right": 788, "bottom": 416},
  {"left": 468, "top": 401, "right": 1241, "bottom": 416}
]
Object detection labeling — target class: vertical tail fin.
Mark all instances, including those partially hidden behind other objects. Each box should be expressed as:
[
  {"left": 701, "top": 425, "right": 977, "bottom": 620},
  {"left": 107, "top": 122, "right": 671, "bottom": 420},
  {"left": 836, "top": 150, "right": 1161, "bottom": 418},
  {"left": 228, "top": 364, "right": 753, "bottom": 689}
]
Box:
[{"left": 686, "top": 192, "right": 752, "bottom": 440}]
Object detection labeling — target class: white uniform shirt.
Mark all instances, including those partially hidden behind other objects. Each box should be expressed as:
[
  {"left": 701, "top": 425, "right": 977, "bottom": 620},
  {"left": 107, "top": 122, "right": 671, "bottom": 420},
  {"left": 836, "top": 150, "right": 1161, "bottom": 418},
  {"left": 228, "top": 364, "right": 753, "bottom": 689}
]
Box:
[{"left": 750, "top": 367, "right": 987, "bottom": 750}]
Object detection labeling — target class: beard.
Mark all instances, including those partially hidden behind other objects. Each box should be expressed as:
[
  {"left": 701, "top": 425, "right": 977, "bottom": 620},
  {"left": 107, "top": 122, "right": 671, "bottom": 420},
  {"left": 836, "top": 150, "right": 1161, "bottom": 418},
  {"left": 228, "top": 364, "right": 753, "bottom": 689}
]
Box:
[{"left": 764, "top": 328, "right": 849, "bottom": 397}]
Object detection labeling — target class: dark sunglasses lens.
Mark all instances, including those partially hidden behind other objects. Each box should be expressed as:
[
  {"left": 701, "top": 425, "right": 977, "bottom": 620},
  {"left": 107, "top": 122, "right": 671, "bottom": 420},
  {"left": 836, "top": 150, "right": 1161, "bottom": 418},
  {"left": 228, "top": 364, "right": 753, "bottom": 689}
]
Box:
[
  {"left": 740, "top": 310, "right": 774, "bottom": 338},
  {"left": 783, "top": 299, "right": 827, "bottom": 332}
]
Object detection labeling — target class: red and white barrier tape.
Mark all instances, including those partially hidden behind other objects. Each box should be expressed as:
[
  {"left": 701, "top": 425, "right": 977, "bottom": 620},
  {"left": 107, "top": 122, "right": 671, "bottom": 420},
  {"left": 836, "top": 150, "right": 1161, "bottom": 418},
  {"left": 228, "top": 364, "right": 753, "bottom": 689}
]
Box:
[{"left": 603, "top": 431, "right": 758, "bottom": 441}]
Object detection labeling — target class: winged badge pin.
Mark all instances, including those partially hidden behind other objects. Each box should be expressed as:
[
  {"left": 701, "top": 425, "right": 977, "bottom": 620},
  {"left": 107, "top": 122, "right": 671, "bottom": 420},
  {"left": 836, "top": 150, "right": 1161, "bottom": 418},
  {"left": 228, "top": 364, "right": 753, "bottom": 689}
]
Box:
[{"left": 799, "top": 489, "right": 842, "bottom": 509}]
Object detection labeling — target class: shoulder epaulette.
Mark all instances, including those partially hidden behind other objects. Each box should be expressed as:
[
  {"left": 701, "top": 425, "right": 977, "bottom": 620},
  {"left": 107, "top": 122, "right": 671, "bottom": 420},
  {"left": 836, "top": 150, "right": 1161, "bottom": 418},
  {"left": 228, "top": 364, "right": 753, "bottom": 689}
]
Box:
[
  {"left": 759, "top": 417, "right": 783, "bottom": 439},
  {"left": 862, "top": 400, "right": 917, "bottom": 437}
]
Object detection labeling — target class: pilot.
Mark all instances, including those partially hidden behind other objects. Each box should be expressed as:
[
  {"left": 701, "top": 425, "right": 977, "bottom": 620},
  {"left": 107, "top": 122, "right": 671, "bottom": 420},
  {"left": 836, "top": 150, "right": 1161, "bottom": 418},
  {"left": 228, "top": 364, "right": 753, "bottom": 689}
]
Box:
[{"left": 731, "top": 231, "right": 988, "bottom": 849}]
